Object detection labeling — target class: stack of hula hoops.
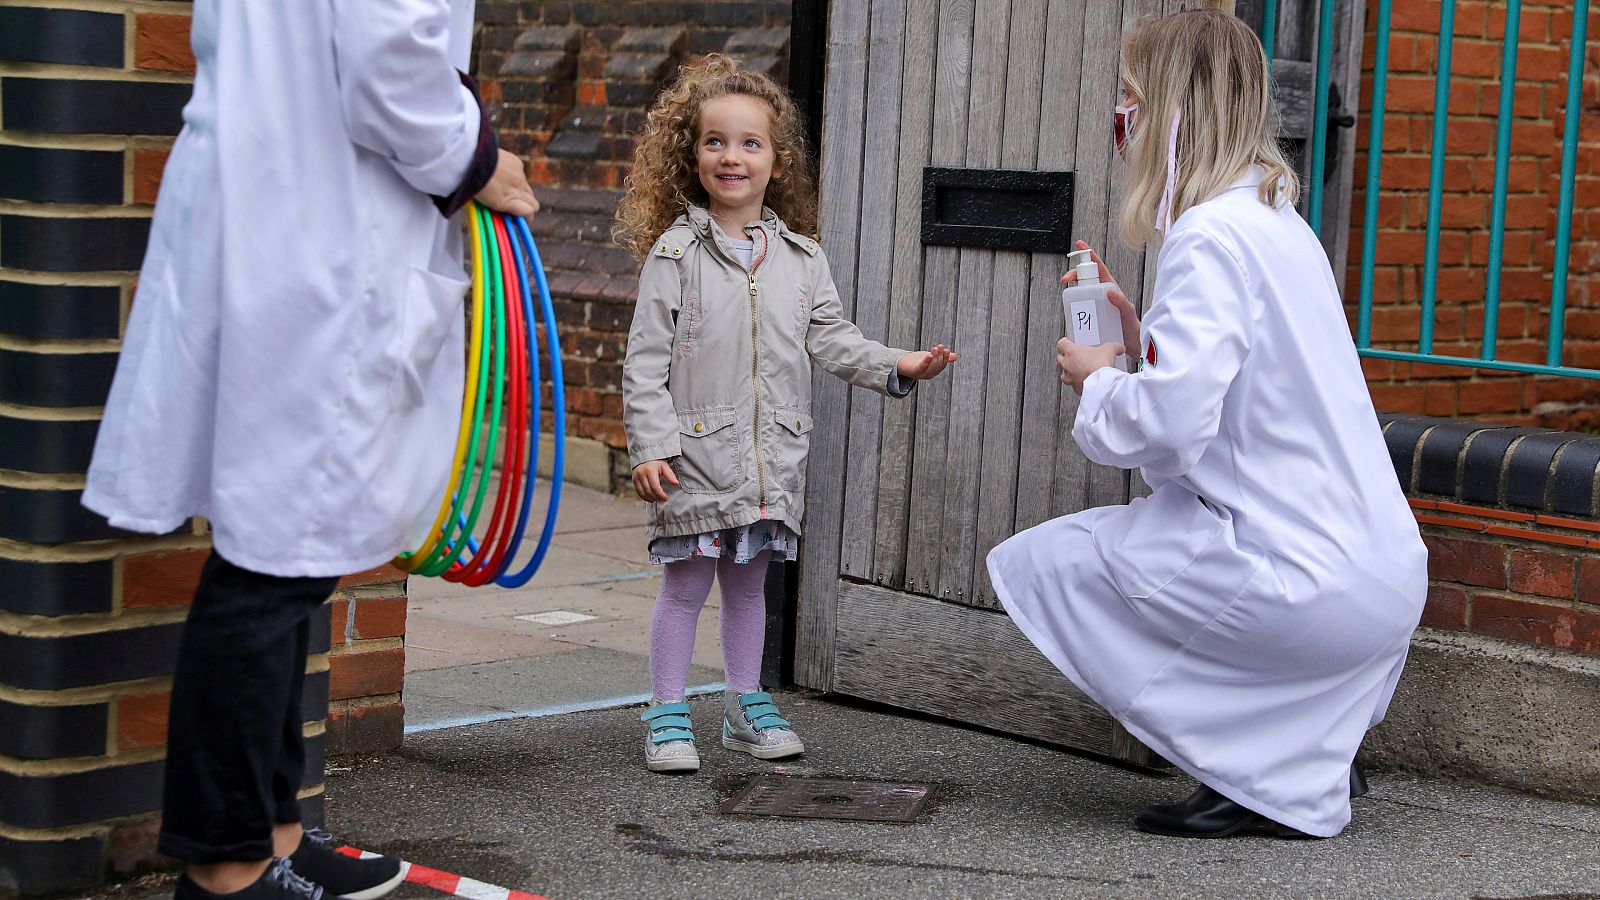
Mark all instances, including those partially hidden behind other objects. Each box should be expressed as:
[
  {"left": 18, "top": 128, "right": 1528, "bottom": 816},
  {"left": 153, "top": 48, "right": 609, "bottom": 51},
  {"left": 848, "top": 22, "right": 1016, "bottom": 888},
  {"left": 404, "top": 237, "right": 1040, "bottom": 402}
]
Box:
[{"left": 394, "top": 202, "right": 565, "bottom": 588}]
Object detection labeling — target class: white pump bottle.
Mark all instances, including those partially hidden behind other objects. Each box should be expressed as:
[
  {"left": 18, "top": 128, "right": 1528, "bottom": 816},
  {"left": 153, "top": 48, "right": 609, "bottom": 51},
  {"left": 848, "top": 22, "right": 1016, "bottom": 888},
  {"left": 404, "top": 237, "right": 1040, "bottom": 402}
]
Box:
[{"left": 1062, "top": 248, "right": 1128, "bottom": 372}]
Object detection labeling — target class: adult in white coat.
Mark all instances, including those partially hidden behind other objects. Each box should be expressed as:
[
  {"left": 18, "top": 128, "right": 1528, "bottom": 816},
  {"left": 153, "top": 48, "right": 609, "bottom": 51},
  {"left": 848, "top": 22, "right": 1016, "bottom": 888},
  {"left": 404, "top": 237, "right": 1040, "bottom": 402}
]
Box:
[
  {"left": 986, "top": 5, "right": 1426, "bottom": 839},
  {"left": 81, "top": 3, "right": 537, "bottom": 898}
]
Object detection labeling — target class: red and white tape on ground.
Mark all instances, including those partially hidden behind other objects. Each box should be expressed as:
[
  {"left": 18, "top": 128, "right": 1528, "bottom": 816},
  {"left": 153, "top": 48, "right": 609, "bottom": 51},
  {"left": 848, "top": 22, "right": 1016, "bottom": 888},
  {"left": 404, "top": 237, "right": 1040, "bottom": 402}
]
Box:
[{"left": 336, "top": 847, "right": 552, "bottom": 900}]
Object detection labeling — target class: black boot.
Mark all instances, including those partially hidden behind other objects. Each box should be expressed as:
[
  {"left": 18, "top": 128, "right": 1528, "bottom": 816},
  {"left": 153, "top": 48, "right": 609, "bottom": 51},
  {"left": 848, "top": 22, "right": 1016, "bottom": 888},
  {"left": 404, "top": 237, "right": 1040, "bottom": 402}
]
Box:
[
  {"left": 1135, "top": 784, "right": 1262, "bottom": 838},
  {"left": 1134, "top": 784, "right": 1314, "bottom": 839},
  {"left": 1350, "top": 760, "right": 1369, "bottom": 799}
]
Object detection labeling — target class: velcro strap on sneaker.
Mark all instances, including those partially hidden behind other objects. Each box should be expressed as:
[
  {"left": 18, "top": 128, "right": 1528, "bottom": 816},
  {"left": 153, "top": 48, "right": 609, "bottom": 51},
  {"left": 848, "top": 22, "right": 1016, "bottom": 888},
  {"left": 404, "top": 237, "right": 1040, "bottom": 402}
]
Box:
[
  {"left": 645, "top": 714, "right": 693, "bottom": 733},
  {"left": 737, "top": 692, "right": 774, "bottom": 709},
  {"left": 742, "top": 703, "right": 788, "bottom": 731},
  {"left": 649, "top": 727, "right": 695, "bottom": 745},
  {"left": 641, "top": 702, "right": 692, "bottom": 722}
]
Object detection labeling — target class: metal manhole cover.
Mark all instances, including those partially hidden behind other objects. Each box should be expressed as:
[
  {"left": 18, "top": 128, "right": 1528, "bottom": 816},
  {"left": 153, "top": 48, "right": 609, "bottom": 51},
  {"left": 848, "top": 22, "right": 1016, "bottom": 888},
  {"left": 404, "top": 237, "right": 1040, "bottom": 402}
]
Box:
[{"left": 719, "top": 775, "right": 936, "bottom": 822}]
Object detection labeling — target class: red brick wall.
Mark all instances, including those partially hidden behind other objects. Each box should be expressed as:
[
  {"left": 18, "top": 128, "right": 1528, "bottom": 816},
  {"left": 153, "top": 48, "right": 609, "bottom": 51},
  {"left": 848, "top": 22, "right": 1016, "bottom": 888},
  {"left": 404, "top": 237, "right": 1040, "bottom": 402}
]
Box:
[
  {"left": 1413, "top": 499, "right": 1600, "bottom": 654},
  {"left": 1347, "top": 1, "right": 1600, "bottom": 425},
  {"left": 479, "top": 2, "right": 1599, "bottom": 463},
  {"left": 109, "top": 557, "right": 408, "bottom": 758}
]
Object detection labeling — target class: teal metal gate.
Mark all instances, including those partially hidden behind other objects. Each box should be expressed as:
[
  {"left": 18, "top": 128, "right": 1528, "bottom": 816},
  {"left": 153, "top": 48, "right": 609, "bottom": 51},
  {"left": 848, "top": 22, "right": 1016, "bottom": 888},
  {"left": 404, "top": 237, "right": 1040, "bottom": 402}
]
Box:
[{"left": 1268, "top": 0, "right": 1593, "bottom": 379}]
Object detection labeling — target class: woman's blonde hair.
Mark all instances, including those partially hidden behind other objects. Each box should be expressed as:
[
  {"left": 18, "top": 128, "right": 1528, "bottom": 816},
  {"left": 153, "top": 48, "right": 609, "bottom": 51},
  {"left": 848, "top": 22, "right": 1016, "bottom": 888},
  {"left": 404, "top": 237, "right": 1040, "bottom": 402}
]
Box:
[
  {"left": 1118, "top": 1, "right": 1299, "bottom": 245},
  {"left": 613, "top": 53, "right": 818, "bottom": 261}
]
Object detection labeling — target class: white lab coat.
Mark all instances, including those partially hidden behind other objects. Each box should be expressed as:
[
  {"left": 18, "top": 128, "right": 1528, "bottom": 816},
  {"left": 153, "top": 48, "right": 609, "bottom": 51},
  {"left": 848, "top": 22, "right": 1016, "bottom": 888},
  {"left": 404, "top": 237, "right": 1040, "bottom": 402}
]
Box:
[
  {"left": 84, "top": 1, "right": 479, "bottom": 577},
  {"left": 987, "top": 170, "right": 1427, "bottom": 837}
]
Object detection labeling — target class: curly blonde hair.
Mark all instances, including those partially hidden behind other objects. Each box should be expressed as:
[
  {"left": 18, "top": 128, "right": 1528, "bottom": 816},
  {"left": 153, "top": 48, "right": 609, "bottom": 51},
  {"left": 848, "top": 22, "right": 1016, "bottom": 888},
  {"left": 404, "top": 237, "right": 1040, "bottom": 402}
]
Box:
[{"left": 614, "top": 54, "right": 818, "bottom": 261}]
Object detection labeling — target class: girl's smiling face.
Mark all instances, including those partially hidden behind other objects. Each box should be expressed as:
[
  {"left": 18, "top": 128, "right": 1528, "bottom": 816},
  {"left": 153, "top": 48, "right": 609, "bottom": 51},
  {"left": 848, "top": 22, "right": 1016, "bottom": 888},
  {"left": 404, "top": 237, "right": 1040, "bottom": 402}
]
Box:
[{"left": 696, "top": 94, "right": 782, "bottom": 224}]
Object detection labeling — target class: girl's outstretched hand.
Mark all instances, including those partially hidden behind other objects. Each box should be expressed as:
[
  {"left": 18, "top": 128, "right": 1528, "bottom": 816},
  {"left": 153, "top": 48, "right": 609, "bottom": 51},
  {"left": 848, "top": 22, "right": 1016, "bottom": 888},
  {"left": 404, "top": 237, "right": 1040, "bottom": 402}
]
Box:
[
  {"left": 897, "top": 344, "right": 959, "bottom": 380},
  {"left": 632, "top": 459, "right": 679, "bottom": 502},
  {"left": 1061, "top": 240, "right": 1140, "bottom": 349}
]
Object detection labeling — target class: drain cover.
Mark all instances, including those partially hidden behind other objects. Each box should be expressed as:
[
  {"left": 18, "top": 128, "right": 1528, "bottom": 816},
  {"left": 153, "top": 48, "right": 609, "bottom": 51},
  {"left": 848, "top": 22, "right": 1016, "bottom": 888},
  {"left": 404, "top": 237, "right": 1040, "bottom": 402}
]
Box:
[{"left": 720, "top": 776, "right": 936, "bottom": 822}]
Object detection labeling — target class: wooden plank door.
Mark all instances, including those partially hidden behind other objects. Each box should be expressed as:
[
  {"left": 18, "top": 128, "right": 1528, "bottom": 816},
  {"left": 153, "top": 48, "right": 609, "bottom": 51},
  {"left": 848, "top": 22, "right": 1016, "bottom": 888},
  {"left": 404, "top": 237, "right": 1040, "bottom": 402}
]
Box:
[
  {"left": 796, "top": 0, "right": 1366, "bottom": 763},
  {"left": 795, "top": 0, "right": 1187, "bottom": 766}
]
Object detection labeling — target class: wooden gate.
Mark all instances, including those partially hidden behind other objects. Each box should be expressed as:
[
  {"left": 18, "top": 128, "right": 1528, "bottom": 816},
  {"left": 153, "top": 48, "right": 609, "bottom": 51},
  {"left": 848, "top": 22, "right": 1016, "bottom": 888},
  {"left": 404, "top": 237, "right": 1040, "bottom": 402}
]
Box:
[{"left": 794, "top": 0, "right": 1363, "bottom": 764}]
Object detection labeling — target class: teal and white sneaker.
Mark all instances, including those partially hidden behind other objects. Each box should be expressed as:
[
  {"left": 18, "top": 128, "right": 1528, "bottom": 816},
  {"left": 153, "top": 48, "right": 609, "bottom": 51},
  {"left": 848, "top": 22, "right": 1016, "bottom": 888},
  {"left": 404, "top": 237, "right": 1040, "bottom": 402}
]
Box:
[
  {"left": 641, "top": 700, "right": 699, "bottom": 773},
  {"left": 721, "top": 691, "right": 805, "bottom": 760}
]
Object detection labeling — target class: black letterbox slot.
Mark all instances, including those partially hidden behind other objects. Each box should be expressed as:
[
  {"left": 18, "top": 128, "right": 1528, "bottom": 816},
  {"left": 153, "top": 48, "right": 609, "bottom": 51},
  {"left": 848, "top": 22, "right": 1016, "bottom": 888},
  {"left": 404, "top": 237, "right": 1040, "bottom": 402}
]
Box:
[{"left": 920, "top": 167, "right": 1074, "bottom": 253}]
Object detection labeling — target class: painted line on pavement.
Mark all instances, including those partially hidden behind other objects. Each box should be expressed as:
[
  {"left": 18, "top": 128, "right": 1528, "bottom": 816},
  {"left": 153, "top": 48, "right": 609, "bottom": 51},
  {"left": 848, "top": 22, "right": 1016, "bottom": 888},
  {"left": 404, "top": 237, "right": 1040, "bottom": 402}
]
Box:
[
  {"left": 576, "top": 570, "right": 660, "bottom": 585},
  {"left": 336, "top": 849, "right": 551, "bottom": 900},
  {"left": 403, "top": 682, "right": 727, "bottom": 735}
]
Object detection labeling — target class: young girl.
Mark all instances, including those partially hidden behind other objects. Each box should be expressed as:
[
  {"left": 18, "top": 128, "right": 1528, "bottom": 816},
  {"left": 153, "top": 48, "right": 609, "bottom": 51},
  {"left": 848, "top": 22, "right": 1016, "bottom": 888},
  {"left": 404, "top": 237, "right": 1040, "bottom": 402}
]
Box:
[
  {"left": 987, "top": 4, "right": 1427, "bottom": 838},
  {"left": 615, "top": 54, "right": 956, "bottom": 773}
]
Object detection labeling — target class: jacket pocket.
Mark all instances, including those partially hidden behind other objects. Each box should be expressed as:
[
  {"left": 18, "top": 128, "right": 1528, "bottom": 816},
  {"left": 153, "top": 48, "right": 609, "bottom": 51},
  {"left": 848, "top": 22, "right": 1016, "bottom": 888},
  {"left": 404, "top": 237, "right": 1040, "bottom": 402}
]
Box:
[
  {"left": 673, "top": 405, "right": 743, "bottom": 494},
  {"left": 389, "top": 266, "right": 469, "bottom": 411},
  {"left": 769, "top": 405, "right": 813, "bottom": 491},
  {"left": 677, "top": 295, "right": 702, "bottom": 357},
  {"left": 1091, "top": 486, "right": 1259, "bottom": 645}
]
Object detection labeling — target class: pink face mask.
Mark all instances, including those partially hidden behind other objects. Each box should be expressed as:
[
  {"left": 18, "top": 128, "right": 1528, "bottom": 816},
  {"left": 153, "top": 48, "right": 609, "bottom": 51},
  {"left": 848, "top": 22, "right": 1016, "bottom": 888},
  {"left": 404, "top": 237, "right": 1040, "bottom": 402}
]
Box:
[{"left": 1114, "top": 102, "right": 1139, "bottom": 154}]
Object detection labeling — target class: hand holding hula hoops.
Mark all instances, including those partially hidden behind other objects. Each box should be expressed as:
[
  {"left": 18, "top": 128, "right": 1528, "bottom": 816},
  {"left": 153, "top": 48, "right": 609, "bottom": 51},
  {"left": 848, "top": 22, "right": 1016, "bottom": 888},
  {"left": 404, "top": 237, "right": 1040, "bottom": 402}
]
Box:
[{"left": 394, "top": 202, "right": 564, "bottom": 588}]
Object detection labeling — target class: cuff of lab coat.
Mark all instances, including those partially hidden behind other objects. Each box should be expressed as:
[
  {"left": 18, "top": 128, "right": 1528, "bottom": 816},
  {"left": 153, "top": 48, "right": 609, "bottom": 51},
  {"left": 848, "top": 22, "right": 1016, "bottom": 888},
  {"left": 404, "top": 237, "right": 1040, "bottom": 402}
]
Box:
[
  {"left": 430, "top": 72, "right": 499, "bottom": 219},
  {"left": 1074, "top": 366, "right": 1121, "bottom": 431}
]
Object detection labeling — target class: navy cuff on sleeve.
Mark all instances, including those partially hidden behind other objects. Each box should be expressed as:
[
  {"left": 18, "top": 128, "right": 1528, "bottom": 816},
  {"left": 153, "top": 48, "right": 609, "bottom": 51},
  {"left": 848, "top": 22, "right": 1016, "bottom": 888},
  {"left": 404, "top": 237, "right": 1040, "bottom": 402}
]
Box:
[{"left": 431, "top": 70, "right": 499, "bottom": 219}]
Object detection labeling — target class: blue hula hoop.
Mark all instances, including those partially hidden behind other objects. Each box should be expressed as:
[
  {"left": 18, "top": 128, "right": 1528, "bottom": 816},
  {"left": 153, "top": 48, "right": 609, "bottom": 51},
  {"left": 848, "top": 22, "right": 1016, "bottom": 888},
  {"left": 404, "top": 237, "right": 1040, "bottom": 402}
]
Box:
[{"left": 442, "top": 212, "right": 565, "bottom": 588}]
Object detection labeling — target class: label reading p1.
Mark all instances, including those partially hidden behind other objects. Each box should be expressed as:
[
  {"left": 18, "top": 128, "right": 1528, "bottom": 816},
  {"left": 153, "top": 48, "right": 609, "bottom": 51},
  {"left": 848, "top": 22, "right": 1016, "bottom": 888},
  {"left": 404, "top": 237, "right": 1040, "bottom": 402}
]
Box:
[{"left": 1070, "top": 299, "right": 1102, "bottom": 345}]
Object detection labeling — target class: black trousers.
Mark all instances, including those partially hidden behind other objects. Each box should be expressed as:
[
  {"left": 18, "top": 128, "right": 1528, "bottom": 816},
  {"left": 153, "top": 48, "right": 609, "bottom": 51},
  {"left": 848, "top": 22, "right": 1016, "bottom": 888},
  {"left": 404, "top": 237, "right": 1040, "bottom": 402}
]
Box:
[{"left": 158, "top": 552, "right": 339, "bottom": 863}]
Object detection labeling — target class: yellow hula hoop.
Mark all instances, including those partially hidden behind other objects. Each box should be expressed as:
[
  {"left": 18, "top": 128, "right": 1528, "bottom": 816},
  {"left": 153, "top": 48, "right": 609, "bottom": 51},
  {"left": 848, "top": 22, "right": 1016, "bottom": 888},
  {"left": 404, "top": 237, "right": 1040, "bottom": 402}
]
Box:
[{"left": 394, "top": 201, "right": 490, "bottom": 570}]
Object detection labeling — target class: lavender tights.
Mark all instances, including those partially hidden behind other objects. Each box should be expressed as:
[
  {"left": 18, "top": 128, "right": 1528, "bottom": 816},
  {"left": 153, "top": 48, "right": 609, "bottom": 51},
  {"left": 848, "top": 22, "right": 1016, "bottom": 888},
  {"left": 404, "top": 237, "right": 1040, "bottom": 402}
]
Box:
[{"left": 649, "top": 551, "right": 771, "bottom": 701}]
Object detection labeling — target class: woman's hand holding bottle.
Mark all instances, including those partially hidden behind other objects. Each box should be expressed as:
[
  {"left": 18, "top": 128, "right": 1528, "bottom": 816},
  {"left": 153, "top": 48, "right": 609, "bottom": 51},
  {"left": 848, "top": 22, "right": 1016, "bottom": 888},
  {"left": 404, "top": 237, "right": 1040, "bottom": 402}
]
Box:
[
  {"left": 1058, "top": 240, "right": 1139, "bottom": 393},
  {"left": 1060, "top": 240, "right": 1140, "bottom": 350},
  {"left": 1057, "top": 338, "right": 1125, "bottom": 395}
]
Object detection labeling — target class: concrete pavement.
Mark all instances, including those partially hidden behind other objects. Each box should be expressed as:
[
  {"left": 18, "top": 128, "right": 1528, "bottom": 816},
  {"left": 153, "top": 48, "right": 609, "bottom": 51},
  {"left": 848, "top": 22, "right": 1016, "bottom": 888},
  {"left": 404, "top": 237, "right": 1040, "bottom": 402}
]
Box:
[
  {"left": 327, "top": 693, "right": 1600, "bottom": 899},
  {"left": 81, "top": 484, "right": 1600, "bottom": 899},
  {"left": 401, "top": 483, "right": 726, "bottom": 732}
]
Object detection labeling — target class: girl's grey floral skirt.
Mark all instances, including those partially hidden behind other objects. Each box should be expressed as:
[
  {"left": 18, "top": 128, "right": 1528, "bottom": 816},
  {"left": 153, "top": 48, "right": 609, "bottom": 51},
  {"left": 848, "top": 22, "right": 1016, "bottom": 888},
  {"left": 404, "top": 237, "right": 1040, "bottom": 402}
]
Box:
[{"left": 647, "top": 521, "right": 799, "bottom": 565}]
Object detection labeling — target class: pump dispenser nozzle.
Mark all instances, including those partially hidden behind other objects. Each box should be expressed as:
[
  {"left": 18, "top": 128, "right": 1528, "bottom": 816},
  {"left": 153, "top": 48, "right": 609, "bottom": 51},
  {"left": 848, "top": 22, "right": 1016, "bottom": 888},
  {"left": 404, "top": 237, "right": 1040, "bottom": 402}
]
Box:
[{"left": 1068, "top": 249, "right": 1099, "bottom": 284}]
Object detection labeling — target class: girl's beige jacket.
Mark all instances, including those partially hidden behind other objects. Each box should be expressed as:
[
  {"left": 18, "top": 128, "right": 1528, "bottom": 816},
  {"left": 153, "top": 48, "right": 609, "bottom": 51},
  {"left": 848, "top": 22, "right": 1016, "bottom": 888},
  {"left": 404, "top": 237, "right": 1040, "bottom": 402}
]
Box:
[{"left": 623, "top": 205, "right": 911, "bottom": 541}]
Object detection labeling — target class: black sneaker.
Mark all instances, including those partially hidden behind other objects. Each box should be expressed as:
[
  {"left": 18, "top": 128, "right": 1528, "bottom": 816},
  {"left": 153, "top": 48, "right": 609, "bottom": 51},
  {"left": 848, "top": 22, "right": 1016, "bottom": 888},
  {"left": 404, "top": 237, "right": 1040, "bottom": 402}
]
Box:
[
  {"left": 287, "top": 829, "right": 404, "bottom": 900},
  {"left": 174, "top": 858, "right": 324, "bottom": 900}
]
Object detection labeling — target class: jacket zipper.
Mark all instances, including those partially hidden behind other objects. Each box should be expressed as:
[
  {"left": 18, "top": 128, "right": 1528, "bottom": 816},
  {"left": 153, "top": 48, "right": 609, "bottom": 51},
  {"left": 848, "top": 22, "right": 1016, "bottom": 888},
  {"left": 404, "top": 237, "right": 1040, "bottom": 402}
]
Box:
[{"left": 747, "top": 229, "right": 768, "bottom": 513}]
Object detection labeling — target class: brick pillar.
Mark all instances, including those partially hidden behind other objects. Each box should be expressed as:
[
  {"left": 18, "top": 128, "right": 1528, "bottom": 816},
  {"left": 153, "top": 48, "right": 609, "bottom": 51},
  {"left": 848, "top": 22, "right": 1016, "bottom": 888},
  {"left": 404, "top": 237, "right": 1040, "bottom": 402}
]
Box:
[
  {"left": 326, "top": 568, "right": 408, "bottom": 754},
  {"left": 0, "top": 7, "right": 408, "bottom": 894}
]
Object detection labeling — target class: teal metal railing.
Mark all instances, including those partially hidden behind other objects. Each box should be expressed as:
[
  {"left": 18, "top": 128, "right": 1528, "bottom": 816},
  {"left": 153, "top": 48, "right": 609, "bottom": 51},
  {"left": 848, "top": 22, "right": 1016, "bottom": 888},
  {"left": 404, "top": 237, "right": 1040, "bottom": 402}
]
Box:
[
  {"left": 1271, "top": 0, "right": 1595, "bottom": 379},
  {"left": 1305, "top": 0, "right": 1336, "bottom": 233},
  {"left": 1260, "top": 0, "right": 1280, "bottom": 65}
]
